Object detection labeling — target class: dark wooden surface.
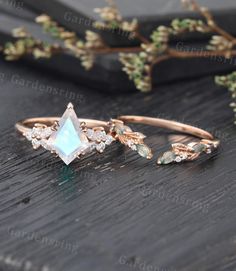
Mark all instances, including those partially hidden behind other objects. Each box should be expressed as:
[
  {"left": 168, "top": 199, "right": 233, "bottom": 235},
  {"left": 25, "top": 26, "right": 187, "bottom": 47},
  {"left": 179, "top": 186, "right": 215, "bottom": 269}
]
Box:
[
  {"left": 0, "top": 55, "right": 236, "bottom": 271},
  {"left": 0, "top": 1, "right": 236, "bottom": 271}
]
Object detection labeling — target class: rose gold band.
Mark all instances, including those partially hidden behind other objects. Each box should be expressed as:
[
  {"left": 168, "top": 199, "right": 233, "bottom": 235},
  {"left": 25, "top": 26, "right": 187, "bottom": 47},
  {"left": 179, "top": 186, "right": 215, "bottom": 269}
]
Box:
[
  {"left": 118, "top": 115, "right": 214, "bottom": 140},
  {"left": 15, "top": 117, "right": 109, "bottom": 135}
]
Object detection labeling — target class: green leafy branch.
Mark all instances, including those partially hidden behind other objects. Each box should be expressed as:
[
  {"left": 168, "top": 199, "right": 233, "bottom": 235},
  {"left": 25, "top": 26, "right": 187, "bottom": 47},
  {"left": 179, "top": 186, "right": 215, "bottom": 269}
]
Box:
[
  {"left": 0, "top": 0, "right": 236, "bottom": 123},
  {"left": 215, "top": 73, "right": 236, "bottom": 124},
  {"left": 3, "top": 27, "right": 61, "bottom": 61}
]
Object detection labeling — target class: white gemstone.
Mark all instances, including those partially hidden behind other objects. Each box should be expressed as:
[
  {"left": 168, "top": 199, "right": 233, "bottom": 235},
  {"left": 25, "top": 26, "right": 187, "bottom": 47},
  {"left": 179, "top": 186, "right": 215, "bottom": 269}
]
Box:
[
  {"left": 131, "top": 144, "right": 137, "bottom": 151},
  {"left": 25, "top": 131, "right": 32, "bottom": 141},
  {"left": 41, "top": 140, "right": 51, "bottom": 150},
  {"left": 41, "top": 127, "right": 53, "bottom": 138},
  {"left": 32, "top": 139, "right": 41, "bottom": 149},
  {"left": 96, "top": 142, "right": 106, "bottom": 153},
  {"left": 95, "top": 131, "right": 107, "bottom": 141},
  {"left": 32, "top": 127, "right": 42, "bottom": 138},
  {"left": 101, "top": 131, "right": 107, "bottom": 141},
  {"left": 89, "top": 142, "right": 96, "bottom": 151},
  {"left": 86, "top": 129, "right": 95, "bottom": 140},
  {"left": 127, "top": 140, "right": 133, "bottom": 148},
  {"left": 127, "top": 139, "right": 137, "bottom": 151},
  {"left": 48, "top": 103, "right": 89, "bottom": 165},
  {"left": 175, "top": 156, "right": 182, "bottom": 163},
  {"left": 105, "top": 135, "right": 114, "bottom": 145}
]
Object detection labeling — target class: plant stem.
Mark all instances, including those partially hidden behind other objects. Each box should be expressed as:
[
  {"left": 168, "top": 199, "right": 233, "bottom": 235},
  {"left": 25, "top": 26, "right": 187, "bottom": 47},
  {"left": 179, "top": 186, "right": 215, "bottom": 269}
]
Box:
[
  {"left": 191, "top": 0, "right": 236, "bottom": 42},
  {"left": 148, "top": 48, "right": 236, "bottom": 81},
  {"left": 134, "top": 27, "right": 150, "bottom": 44},
  {"left": 167, "top": 48, "right": 236, "bottom": 58},
  {"left": 93, "top": 46, "right": 142, "bottom": 54}
]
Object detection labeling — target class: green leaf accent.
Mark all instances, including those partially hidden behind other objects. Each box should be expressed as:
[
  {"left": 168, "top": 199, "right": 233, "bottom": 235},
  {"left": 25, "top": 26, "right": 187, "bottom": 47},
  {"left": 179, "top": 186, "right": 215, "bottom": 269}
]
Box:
[
  {"left": 193, "top": 144, "right": 206, "bottom": 153},
  {"left": 136, "top": 144, "right": 152, "bottom": 159},
  {"left": 158, "top": 151, "right": 176, "bottom": 165}
]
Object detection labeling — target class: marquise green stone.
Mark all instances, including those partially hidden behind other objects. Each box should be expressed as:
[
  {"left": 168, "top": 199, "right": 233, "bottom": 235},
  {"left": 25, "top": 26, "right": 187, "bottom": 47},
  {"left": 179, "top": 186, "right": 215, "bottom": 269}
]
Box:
[
  {"left": 159, "top": 151, "right": 176, "bottom": 164},
  {"left": 136, "top": 144, "right": 151, "bottom": 158},
  {"left": 115, "top": 124, "right": 126, "bottom": 135},
  {"left": 193, "top": 144, "right": 206, "bottom": 153}
]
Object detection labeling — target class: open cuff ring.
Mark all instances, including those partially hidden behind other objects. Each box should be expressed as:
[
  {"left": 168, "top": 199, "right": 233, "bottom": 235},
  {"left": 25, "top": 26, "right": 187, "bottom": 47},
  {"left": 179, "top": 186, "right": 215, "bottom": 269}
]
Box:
[{"left": 15, "top": 103, "right": 220, "bottom": 166}]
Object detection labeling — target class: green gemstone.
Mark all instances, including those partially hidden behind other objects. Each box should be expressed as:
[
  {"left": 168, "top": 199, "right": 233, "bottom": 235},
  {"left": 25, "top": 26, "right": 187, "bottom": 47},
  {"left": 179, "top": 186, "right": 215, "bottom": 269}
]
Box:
[
  {"left": 136, "top": 144, "right": 151, "bottom": 158},
  {"left": 159, "top": 151, "right": 176, "bottom": 164},
  {"left": 193, "top": 144, "right": 206, "bottom": 153},
  {"left": 115, "top": 123, "right": 132, "bottom": 136}
]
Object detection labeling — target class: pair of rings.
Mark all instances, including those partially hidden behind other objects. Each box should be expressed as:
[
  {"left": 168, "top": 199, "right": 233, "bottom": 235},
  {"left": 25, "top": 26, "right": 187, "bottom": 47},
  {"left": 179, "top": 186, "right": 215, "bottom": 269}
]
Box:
[{"left": 15, "top": 103, "right": 220, "bottom": 166}]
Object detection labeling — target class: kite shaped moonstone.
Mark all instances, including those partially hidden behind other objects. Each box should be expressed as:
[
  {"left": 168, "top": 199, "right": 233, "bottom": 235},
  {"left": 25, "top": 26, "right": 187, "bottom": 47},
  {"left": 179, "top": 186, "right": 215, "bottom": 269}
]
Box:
[{"left": 48, "top": 103, "right": 89, "bottom": 165}]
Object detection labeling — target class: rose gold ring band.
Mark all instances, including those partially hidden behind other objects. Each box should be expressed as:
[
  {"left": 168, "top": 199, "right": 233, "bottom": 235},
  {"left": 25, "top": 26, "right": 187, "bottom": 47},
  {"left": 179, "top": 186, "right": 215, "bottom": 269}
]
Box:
[
  {"left": 118, "top": 115, "right": 214, "bottom": 140},
  {"left": 15, "top": 117, "right": 109, "bottom": 135}
]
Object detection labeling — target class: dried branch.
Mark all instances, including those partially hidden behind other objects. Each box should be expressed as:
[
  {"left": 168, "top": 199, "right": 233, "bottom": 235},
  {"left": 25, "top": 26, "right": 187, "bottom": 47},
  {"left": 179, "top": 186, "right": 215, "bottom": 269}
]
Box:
[
  {"left": 215, "top": 73, "right": 236, "bottom": 124},
  {"left": 1, "top": 0, "right": 236, "bottom": 122}
]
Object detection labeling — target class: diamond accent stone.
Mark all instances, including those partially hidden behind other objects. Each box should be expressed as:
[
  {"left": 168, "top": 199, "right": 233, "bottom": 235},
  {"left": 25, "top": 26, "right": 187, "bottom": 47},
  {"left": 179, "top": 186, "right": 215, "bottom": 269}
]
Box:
[
  {"left": 86, "top": 129, "right": 95, "bottom": 140},
  {"left": 89, "top": 142, "right": 96, "bottom": 151},
  {"left": 25, "top": 131, "right": 32, "bottom": 141},
  {"left": 32, "top": 139, "right": 41, "bottom": 149},
  {"left": 32, "top": 127, "right": 42, "bottom": 138},
  {"left": 93, "top": 130, "right": 106, "bottom": 142},
  {"left": 48, "top": 103, "right": 89, "bottom": 165},
  {"left": 25, "top": 126, "right": 53, "bottom": 143},
  {"left": 41, "top": 139, "right": 51, "bottom": 151},
  {"left": 86, "top": 127, "right": 114, "bottom": 152},
  {"left": 130, "top": 144, "right": 137, "bottom": 151},
  {"left": 127, "top": 140, "right": 133, "bottom": 148},
  {"left": 105, "top": 135, "right": 114, "bottom": 145},
  {"left": 41, "top": 127, "right": 53, "bottom": 138},
  {"left": 96, "top": 142, "right": 106, "bottom": 153},
  {"left": 175, "top": 156, "right": 182, "bottom": 163}
]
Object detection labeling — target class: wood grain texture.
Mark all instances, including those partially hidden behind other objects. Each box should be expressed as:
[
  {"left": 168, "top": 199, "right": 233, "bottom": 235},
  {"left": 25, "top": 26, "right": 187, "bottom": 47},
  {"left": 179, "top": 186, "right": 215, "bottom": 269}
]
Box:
[{"left": 0, "top": 56, "right": 235, "bottom": 271}]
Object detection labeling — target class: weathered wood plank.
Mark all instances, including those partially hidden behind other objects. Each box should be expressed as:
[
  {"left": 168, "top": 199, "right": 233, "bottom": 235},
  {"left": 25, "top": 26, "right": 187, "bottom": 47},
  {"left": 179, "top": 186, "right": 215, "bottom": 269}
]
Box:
[{"left": 0, "top": 56, "right": 235, "bottom": 271}]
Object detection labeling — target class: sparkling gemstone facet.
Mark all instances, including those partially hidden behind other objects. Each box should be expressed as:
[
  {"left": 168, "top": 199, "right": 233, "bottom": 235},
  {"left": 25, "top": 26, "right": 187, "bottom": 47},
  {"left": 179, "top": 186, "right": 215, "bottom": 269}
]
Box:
[
  {"left": 96, "top": 142, "right": 106, "bottom": 153},
  {"left": 48, "top": 103, "right": 89, "bottom": 165}
]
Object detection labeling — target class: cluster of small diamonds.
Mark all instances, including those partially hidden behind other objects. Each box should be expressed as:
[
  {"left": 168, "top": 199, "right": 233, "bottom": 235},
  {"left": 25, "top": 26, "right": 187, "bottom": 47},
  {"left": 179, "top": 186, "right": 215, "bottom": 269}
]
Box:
[
  {"left": 24, "top": 126, "right": 53, "bottom": 150},
  {"left": 126, "top": 139, "right": 138, "bottom": 151},
  {"left": 23, "top": 125, "right": 115, "bottom": 156},
  {"left": 86, "top": 128, "right": 115, "bottom": 153}
]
